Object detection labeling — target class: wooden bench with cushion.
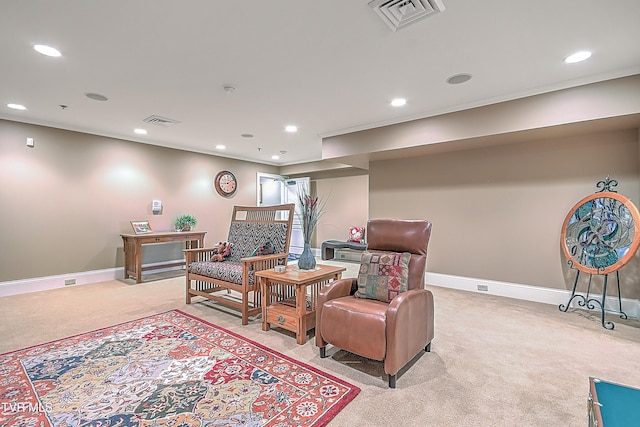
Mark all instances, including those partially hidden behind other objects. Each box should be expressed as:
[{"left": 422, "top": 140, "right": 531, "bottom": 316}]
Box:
[{"left": 185, "top": 204, "right": 295, "bottom": 325}]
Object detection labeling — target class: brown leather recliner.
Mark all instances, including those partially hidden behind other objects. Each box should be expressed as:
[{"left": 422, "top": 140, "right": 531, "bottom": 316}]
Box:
[{"left": 316, "top": 219, "right": 433, "bottom": 388}]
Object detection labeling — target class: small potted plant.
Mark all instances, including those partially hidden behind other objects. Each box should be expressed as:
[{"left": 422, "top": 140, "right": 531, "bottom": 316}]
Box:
[{"left": 175, "top": 214, "right": 197, "bottom": 231}]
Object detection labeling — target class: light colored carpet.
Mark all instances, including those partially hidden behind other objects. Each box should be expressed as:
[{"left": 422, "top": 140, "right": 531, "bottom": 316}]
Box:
[{"left": 1, "top": 260, "right": 639, "bottom": 426}]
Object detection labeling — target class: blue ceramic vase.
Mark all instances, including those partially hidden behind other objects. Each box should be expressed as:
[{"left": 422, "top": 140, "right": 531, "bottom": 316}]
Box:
[{"left": 297, "top": 242, "right": 316, "bottom": 270}]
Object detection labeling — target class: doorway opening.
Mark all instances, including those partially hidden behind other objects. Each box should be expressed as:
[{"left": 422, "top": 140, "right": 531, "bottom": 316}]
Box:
[{"left": 256, "top": 173, "right": 310, "bottom": 256}]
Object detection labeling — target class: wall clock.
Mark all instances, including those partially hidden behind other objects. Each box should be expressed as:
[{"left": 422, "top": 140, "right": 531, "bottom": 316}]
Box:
[
  {"left": 560, "top": 191, "right": 640, "bottom": 275},
  {"left": 214, "top": 170, "right": 237, "bottom": 197}
]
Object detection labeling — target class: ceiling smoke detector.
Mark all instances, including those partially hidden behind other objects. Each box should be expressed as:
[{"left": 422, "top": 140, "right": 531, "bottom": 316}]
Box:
[{"left": 369, "top": 0, "right": 446, "bottom": 31}]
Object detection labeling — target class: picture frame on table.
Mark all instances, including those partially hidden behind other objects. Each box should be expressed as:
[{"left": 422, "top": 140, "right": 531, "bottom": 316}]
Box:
[{"left": 130, "top": 220, "right": 153, "bottom": 234}]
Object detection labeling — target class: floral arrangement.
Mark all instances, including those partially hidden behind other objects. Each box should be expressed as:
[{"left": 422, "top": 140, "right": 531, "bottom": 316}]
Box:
[{"left": 297, "top": 184, "right": 325, "bottom": 243}]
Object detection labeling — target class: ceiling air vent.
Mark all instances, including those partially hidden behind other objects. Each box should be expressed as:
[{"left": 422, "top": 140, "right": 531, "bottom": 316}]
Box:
[
  {"left": 143, "top": 115, "right": 181, "bottom": 127},
  {"left": 369, "top": 0, "right": 446, "bottom": 31}
]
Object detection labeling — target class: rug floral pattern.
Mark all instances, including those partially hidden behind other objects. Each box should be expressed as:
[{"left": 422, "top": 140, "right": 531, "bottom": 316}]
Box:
[{"left": 0, "top": 310, "right": 359, "bottom": 426}]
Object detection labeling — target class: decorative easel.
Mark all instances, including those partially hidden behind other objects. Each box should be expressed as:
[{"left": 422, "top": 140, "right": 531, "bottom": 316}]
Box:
[{"left": 558, "top": 177, "right": 640, "bottom": 330}]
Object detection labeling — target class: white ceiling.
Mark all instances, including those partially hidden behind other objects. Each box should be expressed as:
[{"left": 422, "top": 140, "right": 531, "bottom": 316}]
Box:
[{"left": 1, "top": 0, "right": 639, "bottom": 166}]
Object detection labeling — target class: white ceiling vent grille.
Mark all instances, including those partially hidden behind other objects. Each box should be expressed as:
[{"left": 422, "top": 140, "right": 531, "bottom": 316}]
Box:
[
  {"left": 369, "top": 0, "right": 446, "bottom": 31},
  {"left": 143, "top": 115, "right": 181, "bottom": 127}
]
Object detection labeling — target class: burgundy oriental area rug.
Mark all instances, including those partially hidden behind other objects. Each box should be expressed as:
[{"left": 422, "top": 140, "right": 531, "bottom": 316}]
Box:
[{"left": 0, "top": 310, "right": 359, "bottom": 426}]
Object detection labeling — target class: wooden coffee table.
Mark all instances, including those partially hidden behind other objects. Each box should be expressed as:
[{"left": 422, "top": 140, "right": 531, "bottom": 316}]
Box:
[{"left": 257, "top": 264, "right": 346, "bottom": 344}]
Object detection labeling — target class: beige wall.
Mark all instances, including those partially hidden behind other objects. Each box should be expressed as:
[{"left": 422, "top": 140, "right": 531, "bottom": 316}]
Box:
[
  {"left": 4, "top": 75, "right": 640, "bottom": 300},
  {"left": 0, "top": 120, "right": 278, "bottom": 282},
  {"left": 369, "top": 129, "right": 640, "bottom": 298},
  {"left": 315, "top": 174, "right": 369, "bottom": 244}
]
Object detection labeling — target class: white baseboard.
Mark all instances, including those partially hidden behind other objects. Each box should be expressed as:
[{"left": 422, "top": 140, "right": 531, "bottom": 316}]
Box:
[
  {"left": 3, "top": 267, "right": 638, "bottom": 320},
  {"left": 0, "top": 260, "right": 185, "bottom": 298},
  {"left": 425, "top": 272, "right": 640, "bottom": 319}
]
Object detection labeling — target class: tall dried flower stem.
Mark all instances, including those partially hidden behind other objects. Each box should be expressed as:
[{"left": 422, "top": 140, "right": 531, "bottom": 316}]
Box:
[{"left": 296, "top": 184, "right": 325, "bottom": 243}]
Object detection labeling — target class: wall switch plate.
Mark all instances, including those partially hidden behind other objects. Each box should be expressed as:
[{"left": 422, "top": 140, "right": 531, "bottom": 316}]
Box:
[{"left": 26, "top": 137, "right": 35, "bottom": 148}]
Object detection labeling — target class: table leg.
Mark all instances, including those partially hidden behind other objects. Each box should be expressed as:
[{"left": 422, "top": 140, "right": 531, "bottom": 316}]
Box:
[
  {"left": 261, "top": 278, "right": 270, "bottom": 332},
  {"left": 122, "top": 237, "right": 131, "bottom": 280},
  {"left": 296, "top": 283, "right": 307, "bottom": 345},
  {"left": 134, "top": 241, "right": 142, "bottom": 283}
]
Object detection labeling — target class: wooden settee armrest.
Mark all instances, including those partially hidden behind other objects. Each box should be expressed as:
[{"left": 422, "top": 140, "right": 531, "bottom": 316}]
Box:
[
  {"left": 184, "top": 247, "right": 218, "bottom": 254},
  {"left": 183, "top": 247, "right": 218, "bottom": 263},
  {"left": 183, "top": 248, "right": 288, "bottom": 268},
  {"left": 240, "top": 252, "right": 287, "bottom": 263},
  {"left": 240, "top": 252, "right": 288, "bottom": 275}
]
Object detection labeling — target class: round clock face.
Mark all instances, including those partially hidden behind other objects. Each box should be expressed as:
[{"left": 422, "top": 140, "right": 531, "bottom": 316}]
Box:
[
  {"left": 561, "top": 191, "right": 640, "bottom": 274},
  {"left": 214, "top": 171, "right": 237, "bottom": 197}
]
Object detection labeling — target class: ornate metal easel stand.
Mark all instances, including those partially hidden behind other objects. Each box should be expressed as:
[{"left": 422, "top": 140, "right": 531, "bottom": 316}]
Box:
[{"left": 559, "top": 265, "right": 627, "bottom": 330}]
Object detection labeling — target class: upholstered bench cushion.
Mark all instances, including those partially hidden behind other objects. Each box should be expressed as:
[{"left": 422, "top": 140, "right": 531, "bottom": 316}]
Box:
[{"left": 188, "top": 261, "right": 255, "bottom": 286}]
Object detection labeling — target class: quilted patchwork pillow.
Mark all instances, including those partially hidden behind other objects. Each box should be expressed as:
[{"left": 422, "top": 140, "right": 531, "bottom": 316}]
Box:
[
  {"left": 348, "top": 226, "right": 365, "bottom": 243},
  {"left": 355, "top": 251, "right": 411, "bottom": 302}
]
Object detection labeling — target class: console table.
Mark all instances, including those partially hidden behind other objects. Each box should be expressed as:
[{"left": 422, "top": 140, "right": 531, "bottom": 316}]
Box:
[
  {"left": 121, "top": 231, "right": 206, "bottom": 283},
  {"left": 257, "top": 264, "right": 346, "bottom": 344}
]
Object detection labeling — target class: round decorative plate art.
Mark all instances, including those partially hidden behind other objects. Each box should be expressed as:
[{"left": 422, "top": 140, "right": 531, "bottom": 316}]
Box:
[{"left": 561, "top": 191, "right": 640, "bottom": 275}]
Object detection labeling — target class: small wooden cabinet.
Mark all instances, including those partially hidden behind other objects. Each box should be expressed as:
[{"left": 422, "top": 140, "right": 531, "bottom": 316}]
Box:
[
  {"left": 257, "top": 264, "right": 346, "bottom": 344},
  {"left": 121, "top": 231, "right": 206, "bottom": 283}
]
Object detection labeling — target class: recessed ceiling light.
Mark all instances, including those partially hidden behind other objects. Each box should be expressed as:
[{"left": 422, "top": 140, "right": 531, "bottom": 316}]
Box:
[
  {"left": 285, "top": 125, "right": 298, "bottom": 133},
  {"left": 7, "top": 103, "right": 27, "bottom": 110},
  {"left": 564, "top": 51, "right": 592, "bottom": 64},
  {"left": 134, "top": 128, "right": 147, "bottom": 135},
  {"left": 446, "top": 73, "right": 472, "bottom": 85},
  {"left": 390, "top": 98, "right": 406, "bottom": 107},
  {"left": 33, "top": 44, "right": 61, "bottom": 57},
  {"left": 271, "top": 155, "right": 280, "bottom": 160},
  {"left": 85, "top": 92, "right": 108, "bottom": 102},
  {"left": 216, "top": 145, "right": 226, "bottom": 150}
]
